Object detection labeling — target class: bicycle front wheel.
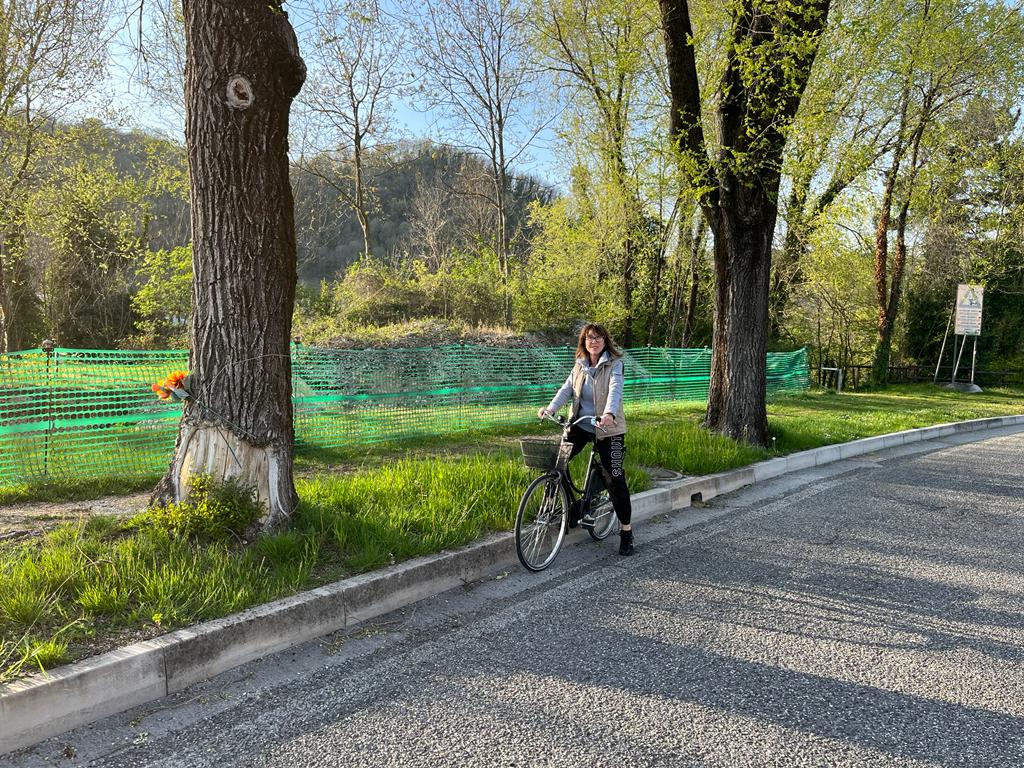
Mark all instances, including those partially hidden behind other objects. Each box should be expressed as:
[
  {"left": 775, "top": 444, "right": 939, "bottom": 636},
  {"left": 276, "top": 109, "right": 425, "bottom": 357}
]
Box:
[
  {"left": 515, "top": 473, "right": 568, "bottom": 571},
  {"left": 587, "top": 488, "right": 617, "bottom": 541}
]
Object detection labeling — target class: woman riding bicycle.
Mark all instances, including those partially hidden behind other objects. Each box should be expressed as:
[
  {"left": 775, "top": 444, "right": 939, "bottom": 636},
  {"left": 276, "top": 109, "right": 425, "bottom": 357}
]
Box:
[{"left": 537, "top": 323, "right": 634, "bottom": 556}]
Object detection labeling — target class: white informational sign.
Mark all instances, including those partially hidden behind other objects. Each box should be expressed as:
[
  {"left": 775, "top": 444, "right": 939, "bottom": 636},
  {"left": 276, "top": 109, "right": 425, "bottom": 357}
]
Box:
[{"left": 955, "top": 284, "right": 984, "bottom": 336}]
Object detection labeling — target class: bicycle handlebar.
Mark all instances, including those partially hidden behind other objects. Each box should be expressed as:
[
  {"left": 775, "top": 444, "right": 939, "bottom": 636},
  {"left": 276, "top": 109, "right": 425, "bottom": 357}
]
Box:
[{"left": 539, "top": 412, "right": 600, "bottom": 429}]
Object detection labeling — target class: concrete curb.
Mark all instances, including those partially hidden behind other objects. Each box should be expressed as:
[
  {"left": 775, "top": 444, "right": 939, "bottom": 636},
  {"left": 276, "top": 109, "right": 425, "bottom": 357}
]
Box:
[{"left": 3, "top": 413, "right": 1023, "bottom": 755}]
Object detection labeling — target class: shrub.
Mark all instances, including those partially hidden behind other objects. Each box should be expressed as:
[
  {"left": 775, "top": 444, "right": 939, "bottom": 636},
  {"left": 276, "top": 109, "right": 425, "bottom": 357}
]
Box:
[{"left": 145, "top": 474, "right": 263, "bottom": 542}]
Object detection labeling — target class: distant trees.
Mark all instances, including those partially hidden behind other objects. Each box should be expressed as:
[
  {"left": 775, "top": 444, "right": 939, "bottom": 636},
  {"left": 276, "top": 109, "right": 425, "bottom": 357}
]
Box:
[
  {"left": 292, "top": 144, "right": 555, "bottom": 341},
  {"left": 33, "top": 142, "right": 150, "bottom": 347},
  {"left": 403, "top": 0, "right": 540, "bottom": 324},
  {"left": 0, "top": 121, "right": 189, "bottom": 351},
  {"left": 0, "top": 0, "right": 1021, "bottom": 403},
  {"left": 865, "top": 0, "right": 1024, "bottom": 384},
  {"left": 0, "top": 0, "right": 112, "bottom": 351},
  {"left": 532, "top": 0, "right": 663, "bottom": 346},
  {"left": 132, "top": 244, "right": 192, "bottom": 348},
  {"left": 291, "top": 141, "right": 551, "bottom": 281},
  {"left": 298, "top": 0, "right": 407, "bottom": 261}
]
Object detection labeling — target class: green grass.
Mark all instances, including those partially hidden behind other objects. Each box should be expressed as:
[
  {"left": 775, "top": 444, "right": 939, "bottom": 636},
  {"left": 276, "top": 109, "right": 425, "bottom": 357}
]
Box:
[
  {"left": 767, "top": 385, "right": 1024, "bottom": 452},
  {"left": 2, "top": 383, "right": 1023, "bottom": 683},
  {"left": 0, "top": 474, "right": 160, "bottom": 507}
]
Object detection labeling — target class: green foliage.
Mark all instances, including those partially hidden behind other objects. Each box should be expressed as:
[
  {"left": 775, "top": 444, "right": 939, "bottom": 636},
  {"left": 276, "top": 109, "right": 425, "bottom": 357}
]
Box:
[
  {"left": 129, "top": 244, "right": 193, "bottom": 348},
  {"left": 144, "top": 474, "right": 263, "bottom": 542},
  {"left": 293, "top": 250, "right": 510, "bottom": 340},
  {"left": 293, "top": 142, "right": 550, "bottom": 285},
  {"left": 253, "top": 530, "right": 320, "bottom": 568},
  {"left": 0, "top": 475, "right": 161, "bottom": 508},
  {"left": 298, "top": 454, "right": 534, "bottom": 571},
  {"left": 0, "top": 579, "right": 55, "bottom": 628},
  {"left": 723, "top": 0, "right": 831, "bottom": 180},
  {"left": 333, "top": 257, "right": 431, "bottom": 326},
  {"left": 414, "top": 250, "right": 505, "bottom": 326},
  {"left": 902, "top": 108, "right": 1024, "bottom": 371},
  {"left": 784, "top": 194, "right": 877, "bottom": 368},
  {"left": 628, "top": 407, "right": 768, "bottom": 475},
  {"left": 514, "top": 197, "right": 627, "bottom": 335},
  {"left": 20, "top": 637, "right": 69, "bottom": 671},
  {"left": 0, "top": 239, "right": 45, "bottom": 352},
  {"left": 27, "top": 125, "right": 154, "bottom": 349}
]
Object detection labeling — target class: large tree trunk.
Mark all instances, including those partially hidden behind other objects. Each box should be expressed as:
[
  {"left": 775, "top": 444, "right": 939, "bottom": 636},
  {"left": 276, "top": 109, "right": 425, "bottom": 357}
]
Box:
[
  {"left": 705, "top": 192, "right": 774, "bottom": 445},
  {"left": 155, "top": 1, "right": 306, "bottom": 529}
]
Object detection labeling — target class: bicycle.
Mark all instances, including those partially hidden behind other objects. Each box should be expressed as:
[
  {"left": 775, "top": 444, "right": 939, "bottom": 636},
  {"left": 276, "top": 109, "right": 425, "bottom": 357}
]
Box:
[{"left": 514, "top": 414, "right": 618, "bottom": 571}]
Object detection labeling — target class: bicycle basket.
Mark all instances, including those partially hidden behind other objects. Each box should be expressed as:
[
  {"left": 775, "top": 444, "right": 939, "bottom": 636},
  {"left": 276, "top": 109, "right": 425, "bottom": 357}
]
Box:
[{"left": 520, "top": 437, "right": 560, "bottom": 470}]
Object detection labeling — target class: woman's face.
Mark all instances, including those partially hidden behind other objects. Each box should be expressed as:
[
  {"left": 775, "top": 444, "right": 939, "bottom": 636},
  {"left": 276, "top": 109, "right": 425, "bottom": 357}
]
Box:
[{"left": 585, "top": 331, "right": 605, "bottom": 358}]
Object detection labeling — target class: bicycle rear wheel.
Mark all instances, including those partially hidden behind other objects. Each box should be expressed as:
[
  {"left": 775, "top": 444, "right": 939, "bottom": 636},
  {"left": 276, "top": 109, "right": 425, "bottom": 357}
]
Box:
[
  {"left": 515, "top": 473, "right": 568, "bottom": 571},
  {"left": 587, "top": 488, "right": 617, "bottom": 541}
]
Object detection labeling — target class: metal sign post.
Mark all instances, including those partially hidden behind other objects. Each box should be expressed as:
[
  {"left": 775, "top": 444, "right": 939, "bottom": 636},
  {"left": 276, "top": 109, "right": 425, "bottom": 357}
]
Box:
[
  {"left": 941, "top": 284, "right": 984, "bottom": 393},
  {"left": 933, "top": 303, "right": 955, "bottom": 384},
  {"left": 951, "top": 334, "right": 968, "bottom": 384},
  {"left": 970, "top": 336, "right": 978, "bottom": 385}
]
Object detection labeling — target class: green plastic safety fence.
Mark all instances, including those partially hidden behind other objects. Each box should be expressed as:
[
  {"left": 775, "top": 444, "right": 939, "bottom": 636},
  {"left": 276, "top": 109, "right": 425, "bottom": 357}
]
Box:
[{"left": 0, "top": 345, "right": 808, "bottom": 488}]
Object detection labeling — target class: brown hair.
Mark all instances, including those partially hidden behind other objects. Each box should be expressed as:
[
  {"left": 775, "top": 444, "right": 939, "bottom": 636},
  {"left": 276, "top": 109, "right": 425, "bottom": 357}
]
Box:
[{"left": 575, "top": 323, "right": 622, "bottom": 361}]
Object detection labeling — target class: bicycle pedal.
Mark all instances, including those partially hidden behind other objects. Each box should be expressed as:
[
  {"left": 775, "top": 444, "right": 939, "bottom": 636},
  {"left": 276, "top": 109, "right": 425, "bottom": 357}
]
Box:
[{"left": 580, "top": 514, "right": 596, "bottom": 528}]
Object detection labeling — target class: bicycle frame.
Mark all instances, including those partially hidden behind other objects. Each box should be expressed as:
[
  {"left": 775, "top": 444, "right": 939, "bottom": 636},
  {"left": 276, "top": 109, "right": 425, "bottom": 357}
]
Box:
[{"left": 548, "top": 415, "right": 609, "bottom": 512}]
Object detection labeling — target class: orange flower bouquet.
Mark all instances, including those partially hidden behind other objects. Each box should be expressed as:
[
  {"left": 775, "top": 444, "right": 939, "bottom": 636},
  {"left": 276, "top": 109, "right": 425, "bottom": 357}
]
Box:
[{"left": 152, "top": 370, "right": 190, "bottom": 401}]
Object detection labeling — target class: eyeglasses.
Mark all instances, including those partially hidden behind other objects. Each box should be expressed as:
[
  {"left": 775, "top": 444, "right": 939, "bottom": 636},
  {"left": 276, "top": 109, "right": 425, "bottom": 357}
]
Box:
[{"left": 585, "top": 335, "right": 603, "bottom": 342}]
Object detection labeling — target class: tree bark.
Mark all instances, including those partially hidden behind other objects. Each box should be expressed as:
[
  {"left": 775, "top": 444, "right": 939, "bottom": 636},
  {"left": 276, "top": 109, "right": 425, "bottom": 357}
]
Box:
[
  {"left": 155, "top": 1, "right": 306, "bottom": 529},
  {"left": 681, "top": 215, "right": 705, "bottom": 348},
  {"left": 871, "top": 96, "right": 926, "bottom": 387},
  {"left": 870, "top": 163, "right": 899, "bottom": 385},
  {"left": 770, "top": 175, "right": 810, "bottom": 338},
  {"left": 0, "top": 230, "right": 10, "bottom": 353},
  {"left": 705, "top": 187, "right": 775, "bottom": 444},
  {"left": 353, "top": 130, "right": 374, "bottom": 259}
]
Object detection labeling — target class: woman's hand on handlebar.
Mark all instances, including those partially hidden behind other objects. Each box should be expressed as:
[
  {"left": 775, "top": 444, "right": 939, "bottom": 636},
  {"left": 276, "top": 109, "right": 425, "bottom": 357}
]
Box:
[{"left": 537, "top": 407, "right": 549, "bottom": 420}]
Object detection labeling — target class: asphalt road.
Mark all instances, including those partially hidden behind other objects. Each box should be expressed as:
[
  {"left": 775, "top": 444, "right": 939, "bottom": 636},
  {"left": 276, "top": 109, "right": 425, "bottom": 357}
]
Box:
[{"left": 6, "top": 428, "right": 1024, "bottom": 767}]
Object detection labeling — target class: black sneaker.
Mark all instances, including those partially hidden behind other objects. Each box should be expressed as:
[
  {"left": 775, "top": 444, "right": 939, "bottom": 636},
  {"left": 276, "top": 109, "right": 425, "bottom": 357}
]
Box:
[{"left": 619, "top": 529, "right": 634, "bottom": 556}]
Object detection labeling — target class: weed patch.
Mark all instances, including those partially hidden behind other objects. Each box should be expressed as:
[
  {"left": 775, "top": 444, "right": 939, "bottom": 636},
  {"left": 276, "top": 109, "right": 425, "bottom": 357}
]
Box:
[{"left": 140, "top": 475, "right": 263, "bottom": 542}]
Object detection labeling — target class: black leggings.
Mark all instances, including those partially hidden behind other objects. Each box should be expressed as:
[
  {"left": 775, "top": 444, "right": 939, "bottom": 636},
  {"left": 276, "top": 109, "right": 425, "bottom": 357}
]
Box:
[{"left": 565, "top": 425, "right": 632, "bottom": 526}]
